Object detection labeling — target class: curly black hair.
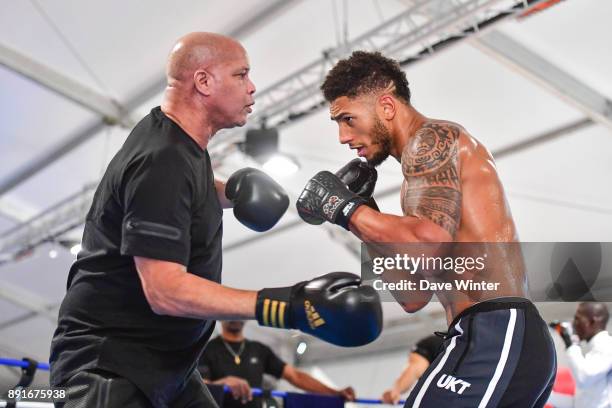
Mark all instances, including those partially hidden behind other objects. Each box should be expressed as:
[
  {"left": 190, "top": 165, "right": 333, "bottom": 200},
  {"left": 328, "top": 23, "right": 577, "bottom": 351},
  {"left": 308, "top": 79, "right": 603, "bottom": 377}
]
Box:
[{"left": 321, "top": 51, "right": 411, "bottom": 104}]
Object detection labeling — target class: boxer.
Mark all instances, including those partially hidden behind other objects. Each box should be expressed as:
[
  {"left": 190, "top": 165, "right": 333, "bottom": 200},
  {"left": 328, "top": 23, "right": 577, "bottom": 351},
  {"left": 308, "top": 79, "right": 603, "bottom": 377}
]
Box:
[{"left": 297, "top": 50, "right": 556, "bottom": 407}]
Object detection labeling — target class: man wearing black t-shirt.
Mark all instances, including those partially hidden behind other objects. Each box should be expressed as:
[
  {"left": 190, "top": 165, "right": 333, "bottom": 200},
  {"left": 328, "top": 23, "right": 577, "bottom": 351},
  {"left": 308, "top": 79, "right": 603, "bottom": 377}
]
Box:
[
  {"left": 199, "top": 321, "right": 354, "bottom": 408},
  {"left": 49, "top": 32, "right": 382, "bottom": 408},
  {"left": 381, "top": 334, "right": 444, "bottom": 404}
]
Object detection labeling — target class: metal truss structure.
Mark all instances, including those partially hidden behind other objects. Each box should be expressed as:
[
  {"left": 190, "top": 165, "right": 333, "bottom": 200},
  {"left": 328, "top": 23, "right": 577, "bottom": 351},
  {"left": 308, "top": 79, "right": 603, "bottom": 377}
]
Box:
[
  {"left": 209, "top": 0, "right": 546, "bottom": 157},
  {"left": 0, "top": 0, "right": 302, "bottom": 196},
  {"left": 0, "top": 184, "right": 95, "bottom": 264}
]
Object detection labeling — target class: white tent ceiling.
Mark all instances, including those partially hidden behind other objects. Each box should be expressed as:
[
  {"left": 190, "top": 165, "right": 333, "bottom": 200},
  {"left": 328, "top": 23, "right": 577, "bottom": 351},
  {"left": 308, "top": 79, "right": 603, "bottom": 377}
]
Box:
[{"left": 1, "top": 0, "right": 611, "bottom": 389}]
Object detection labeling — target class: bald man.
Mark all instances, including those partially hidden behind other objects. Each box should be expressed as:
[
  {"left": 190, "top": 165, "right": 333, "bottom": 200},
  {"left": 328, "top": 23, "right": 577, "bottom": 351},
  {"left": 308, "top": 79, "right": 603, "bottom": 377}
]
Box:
[
  {"left": 49, "top": 32, "right": 381, "bottom": 408},
  {"left": 48, "top": 32, "right": 256, "bottom": 408},
  {"left": 556, "top": 302, "right": 612, "bottom": 407}
]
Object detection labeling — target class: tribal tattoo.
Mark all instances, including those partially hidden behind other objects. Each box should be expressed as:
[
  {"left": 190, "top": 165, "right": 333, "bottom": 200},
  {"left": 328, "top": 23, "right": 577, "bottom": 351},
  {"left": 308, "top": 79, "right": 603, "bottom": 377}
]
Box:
[{"left": 401, "top": 123, "right": 462, "bottom": 237}]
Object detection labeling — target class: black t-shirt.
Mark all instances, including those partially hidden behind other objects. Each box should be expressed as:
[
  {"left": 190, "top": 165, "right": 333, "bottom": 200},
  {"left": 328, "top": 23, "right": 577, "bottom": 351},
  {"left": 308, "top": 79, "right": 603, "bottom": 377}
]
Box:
[
  {"left": 199, "top": 336, "right": 286, "bottom": 408},
  {"left": 411, "top": 334, "right": 444, "bottom": 364},
  {"left": 49, "top": 107, "right": 223, "bottom": 407}
]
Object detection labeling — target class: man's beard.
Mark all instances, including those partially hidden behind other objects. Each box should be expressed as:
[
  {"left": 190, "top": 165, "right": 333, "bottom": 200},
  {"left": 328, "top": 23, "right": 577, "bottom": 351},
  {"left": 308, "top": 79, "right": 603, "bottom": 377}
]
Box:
[{"left": 368, "top": 117, "right": 393, "bottom": 167}]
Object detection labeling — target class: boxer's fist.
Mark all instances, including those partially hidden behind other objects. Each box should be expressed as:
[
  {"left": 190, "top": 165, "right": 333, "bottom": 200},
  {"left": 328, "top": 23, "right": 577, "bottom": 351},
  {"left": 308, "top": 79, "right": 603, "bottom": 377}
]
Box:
[
  {"left": 256, "top": 272, "right": 383, "bottom": 347},
  {"left": 226, "top": 168, "right": 289, "bottom": 232},
  {"left": 335, "top": 159, "right": 377, "bottom": 198},
  {"left": 296, "top": 171, "right": 366, "bottom": 229},
  {"left": 336, "top": 159, "right": 380, "bottom": 211}
]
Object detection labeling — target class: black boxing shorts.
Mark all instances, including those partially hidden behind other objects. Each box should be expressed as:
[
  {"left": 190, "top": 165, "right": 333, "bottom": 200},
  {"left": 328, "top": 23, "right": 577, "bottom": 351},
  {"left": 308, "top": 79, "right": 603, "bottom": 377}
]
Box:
[{"left": 404, "top": 297, "right": 557, "bottom": 408}]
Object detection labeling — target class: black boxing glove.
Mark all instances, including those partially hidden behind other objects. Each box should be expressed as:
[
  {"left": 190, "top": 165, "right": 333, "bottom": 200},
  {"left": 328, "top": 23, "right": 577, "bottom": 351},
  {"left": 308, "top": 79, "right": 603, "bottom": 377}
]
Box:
[
  {"left": 256, "top": 272, "right": 383, "bottom": 347},
  {"left": 549, "top": 321, "right": 574, "bottom": 348},
  {"left": 296, "top": 171, "right": 366, "bottom": 230},
  {"left": 335, "top": 159, "right": 379, "bottom": 211},
  {"left": 226, "top": 168, "right": 289, "bottom": 232},
  {"left": 335, "top": 159, "right": 377, "bottom": 197}
]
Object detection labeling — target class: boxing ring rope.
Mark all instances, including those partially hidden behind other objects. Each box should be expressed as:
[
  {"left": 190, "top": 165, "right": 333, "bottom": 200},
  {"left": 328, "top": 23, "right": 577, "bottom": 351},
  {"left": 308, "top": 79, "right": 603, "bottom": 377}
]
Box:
[
  {"left": 0, "top": 360, "right": 49, "bottom": 371},
  {"left": 0, "top": 357, "right": 405, "bottom": 406}
]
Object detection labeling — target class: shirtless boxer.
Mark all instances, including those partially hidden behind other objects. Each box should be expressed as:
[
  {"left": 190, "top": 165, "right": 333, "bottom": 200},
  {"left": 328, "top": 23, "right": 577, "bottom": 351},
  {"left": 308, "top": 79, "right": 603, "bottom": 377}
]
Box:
[{"left": 296, "top": 51, "right": 556, "bottom": 407}]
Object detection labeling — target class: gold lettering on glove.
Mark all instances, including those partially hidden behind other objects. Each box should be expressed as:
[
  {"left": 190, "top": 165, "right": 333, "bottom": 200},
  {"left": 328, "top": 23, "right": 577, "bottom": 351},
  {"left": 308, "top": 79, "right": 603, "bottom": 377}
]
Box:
[{"left": 304, "top": 300, "right": 326, "bottom": 329}]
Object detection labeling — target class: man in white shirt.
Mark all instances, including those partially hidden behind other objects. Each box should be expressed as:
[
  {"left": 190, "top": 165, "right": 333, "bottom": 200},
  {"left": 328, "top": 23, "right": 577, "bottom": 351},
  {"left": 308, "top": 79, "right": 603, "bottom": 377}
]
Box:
[{"left": 558, "top": 302, "right": 612, "bottom": 408}]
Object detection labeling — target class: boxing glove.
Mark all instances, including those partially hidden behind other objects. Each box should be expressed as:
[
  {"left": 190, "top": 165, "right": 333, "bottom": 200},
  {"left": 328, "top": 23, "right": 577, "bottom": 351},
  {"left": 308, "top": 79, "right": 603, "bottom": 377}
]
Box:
[
  {"left": 549, "top": 321, "right": 574, "bottom": 348},
  {"left": 226, "top": 168, "right": 289, "bottom": 232},
  {"left": 256, "top": 272, "right": 383, "bottom": 347},
  {"left": 296, "top": 171, "right": 366, "bottom": 230},
  {"left": 335, "top": 159, "right": 379, "bottom": 211}
]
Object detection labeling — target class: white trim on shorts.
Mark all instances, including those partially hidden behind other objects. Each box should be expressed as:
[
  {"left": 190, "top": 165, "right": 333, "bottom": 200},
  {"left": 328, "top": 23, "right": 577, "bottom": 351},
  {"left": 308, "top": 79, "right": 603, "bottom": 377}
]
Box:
[
  {"left": 478, "top": 308, "right": 517, "bottom": 408},
  {"left": 413, "top": 319, "right": 464, "bottom": 408}
]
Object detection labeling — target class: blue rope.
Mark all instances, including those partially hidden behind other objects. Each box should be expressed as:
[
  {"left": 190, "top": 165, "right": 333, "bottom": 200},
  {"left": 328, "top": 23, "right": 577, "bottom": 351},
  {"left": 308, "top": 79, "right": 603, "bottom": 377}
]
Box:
[
  {"left": 0, "top": 358, "right": 404, "bottom": 405},
  {"left": 0, "top": 358, "right": 49, "bottom": 371}
]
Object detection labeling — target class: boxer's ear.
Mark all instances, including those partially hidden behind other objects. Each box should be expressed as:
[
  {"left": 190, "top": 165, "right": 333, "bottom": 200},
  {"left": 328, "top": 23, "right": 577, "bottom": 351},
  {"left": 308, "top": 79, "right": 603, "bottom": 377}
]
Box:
[{"left": 377, "top": 94, "right": 396, "bottom": 121}]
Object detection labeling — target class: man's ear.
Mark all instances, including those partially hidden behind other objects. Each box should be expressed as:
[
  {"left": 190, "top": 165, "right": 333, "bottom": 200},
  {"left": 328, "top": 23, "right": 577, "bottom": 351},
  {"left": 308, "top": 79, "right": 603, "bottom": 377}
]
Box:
[
  {"left": 194, "top": 69, "right": 213, "bottom": 96},
  {"left": 377, "top": 94, "right": 396, "bottom": 120}
]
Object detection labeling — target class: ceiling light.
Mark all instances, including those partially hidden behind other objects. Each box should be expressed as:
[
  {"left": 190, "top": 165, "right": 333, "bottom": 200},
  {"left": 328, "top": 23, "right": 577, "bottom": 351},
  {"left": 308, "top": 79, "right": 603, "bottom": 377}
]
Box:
[{"left": 262, "top": 154, "right": 300, "bottom": 177}]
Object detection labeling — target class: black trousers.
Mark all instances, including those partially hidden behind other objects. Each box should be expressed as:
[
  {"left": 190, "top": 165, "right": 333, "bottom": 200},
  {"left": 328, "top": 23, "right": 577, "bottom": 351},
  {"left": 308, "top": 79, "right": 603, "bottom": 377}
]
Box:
[{"left": 54, "top": 369, "right": 217, "bottom": 408}]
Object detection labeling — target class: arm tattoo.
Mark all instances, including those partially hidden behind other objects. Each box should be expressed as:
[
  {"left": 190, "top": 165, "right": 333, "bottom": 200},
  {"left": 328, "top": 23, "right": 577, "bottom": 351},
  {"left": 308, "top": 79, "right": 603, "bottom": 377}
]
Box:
[{"left": 401, "top": 123, "right": 462, "bottom": 237}]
